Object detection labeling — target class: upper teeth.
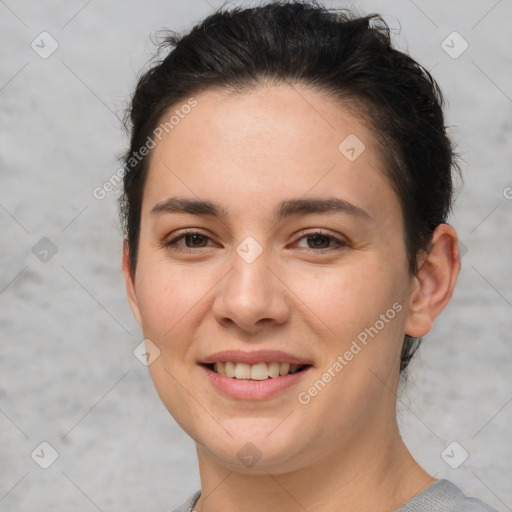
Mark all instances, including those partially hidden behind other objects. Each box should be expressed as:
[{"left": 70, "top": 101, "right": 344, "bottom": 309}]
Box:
[{"left": 213, "top": 362, "right": 305, "bottom": 380}]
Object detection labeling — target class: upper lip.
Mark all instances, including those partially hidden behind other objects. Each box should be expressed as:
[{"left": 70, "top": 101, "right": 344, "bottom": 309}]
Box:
[{"left": 201, "top": 349, "right": 313, "bottom": 366}]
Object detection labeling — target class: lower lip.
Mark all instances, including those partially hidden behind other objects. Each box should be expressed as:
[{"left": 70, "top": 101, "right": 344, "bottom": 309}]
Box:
[{"left": 200, "top": 365, "right": 312, "bottom": 400}]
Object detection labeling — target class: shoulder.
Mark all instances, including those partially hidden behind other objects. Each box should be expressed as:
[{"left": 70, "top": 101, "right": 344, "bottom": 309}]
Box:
[
  {"left": 170, "top": 490, "right": 201, "bottom": 512},
  {"left": 172, "top": 481, "right": 498, "bottom": 512},
  {"left": 397, "top": 479, "right": 498, "bottom": 512}
]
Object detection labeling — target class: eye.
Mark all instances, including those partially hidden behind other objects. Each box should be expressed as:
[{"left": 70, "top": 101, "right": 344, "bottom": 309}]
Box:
[
  {"left": 164, "top": 230, "right": 347, "bottom": 254},
  {"left": 295, "top": 231, "right": 347, "bottom": 252},
  {"left": 165, "top": 231, "right": 214, "bottom": 252}
]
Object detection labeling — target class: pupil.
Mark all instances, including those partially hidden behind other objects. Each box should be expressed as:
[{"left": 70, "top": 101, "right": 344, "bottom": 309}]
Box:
[
  {"left": 310, "top": 235, "right": 328, "bottom": 249},
  {"left": 187, "top": 234, "right": 206, "bottom": 247}
]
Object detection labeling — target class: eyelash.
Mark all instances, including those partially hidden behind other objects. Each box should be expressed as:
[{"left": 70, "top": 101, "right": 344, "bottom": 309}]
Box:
[{"left": 164, "top": 230, "right": 347, "bottom": 254}]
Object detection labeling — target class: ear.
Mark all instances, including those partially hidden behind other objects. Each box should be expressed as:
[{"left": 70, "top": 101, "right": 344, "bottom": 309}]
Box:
[
  {"left": 404, "top": 224, "right": 461, "bottom": 338},
  {"left": 122, "top": 240, "right": 142, "bottom": 327}
]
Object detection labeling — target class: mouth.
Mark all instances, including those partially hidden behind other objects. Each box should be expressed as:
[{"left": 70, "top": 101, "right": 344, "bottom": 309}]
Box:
[
  {"left": 199, "top": 350, "right": 314, "bottom": 399},
  {"left": 202, "top": 361, "right": 311, "bottom": 380}
]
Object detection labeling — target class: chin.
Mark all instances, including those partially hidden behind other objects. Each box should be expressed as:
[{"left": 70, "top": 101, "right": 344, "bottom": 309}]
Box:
[{"left": 194, "top": 423, "right": 314, "bottom": 475}]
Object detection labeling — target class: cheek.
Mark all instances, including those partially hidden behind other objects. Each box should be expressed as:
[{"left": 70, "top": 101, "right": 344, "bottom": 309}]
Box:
[
  {"left": 300, "top": 260, "right": 408, "bottom": 385},
  {"left": 133, "top": 263, "right": 206, "bottom": 430},
  {"left": 293, "top": 266, "right": 406, "bottom": 421},
  {"left": 134, "top": 262, "right": 200, "bottom": 347},
  {"left": 296, "top": 263, "right": 403, "bottom": 335}
]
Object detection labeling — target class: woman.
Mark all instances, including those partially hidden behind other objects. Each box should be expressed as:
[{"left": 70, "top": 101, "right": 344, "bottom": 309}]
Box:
[{"left": 119, "top": 1, "right": 498, "bottom": 510}]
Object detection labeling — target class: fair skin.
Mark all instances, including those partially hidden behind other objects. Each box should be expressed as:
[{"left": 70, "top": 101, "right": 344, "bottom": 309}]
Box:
[{"left": 122, "top": 84, "right": 460, "bottom": 512}]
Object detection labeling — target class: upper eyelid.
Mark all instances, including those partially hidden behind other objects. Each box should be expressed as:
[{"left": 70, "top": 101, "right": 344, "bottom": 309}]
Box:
[{"left": 294, "top": 228, "right": 346, "bottom": 240}]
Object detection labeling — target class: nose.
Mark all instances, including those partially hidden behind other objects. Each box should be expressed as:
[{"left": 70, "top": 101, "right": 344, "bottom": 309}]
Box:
[{"left": 211, "top": 245, "right": 291, "bottom": 335}]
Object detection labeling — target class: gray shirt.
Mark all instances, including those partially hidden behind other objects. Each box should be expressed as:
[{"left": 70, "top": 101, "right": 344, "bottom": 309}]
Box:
[{"left": 171, "top": 479, "right": 498, "bottom": 512}]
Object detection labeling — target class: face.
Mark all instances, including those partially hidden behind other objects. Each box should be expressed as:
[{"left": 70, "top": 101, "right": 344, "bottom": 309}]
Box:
[{"left": 124, "top": 84, "right": 419, "bottom": 474}]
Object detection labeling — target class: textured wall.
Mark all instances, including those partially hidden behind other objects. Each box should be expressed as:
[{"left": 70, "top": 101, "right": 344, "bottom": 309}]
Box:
[{"left": 1, "top": 1, "right": 511, "bottom": 510}]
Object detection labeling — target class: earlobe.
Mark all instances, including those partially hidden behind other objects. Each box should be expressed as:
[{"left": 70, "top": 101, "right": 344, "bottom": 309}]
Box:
[
  {"left": 404, "top": 224, "right": 461, "bottom": 338},
  {"left": 121, "top": 240, "right": 142, "bottom": 327}
]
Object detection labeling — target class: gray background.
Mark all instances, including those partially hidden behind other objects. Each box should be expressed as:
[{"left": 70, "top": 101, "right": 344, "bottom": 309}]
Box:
[{"left": 1, "top": 0, "right": 511, "bottom": 510}]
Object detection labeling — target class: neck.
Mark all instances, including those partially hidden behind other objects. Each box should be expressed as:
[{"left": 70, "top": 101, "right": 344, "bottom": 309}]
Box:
[{"left": 193, "top": 420, "right": 433, "bottom": 512}]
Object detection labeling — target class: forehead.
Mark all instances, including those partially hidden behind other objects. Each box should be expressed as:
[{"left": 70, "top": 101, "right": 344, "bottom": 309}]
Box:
[{"left": 143, "top": 83, "right": 399, "bottom": 223}]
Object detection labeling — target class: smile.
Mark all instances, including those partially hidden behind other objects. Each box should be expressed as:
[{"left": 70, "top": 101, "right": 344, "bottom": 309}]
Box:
[
  {"left": 209, "top": 361, "right": 309, "bottom": 380},
  {"left": 199, "top": 349, "right": 313, "bottom": 399}
]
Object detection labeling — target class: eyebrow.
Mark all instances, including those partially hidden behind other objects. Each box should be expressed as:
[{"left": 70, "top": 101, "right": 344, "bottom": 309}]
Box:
[{"left": 151, "top": 196, "right": 372, "bottom": 221}]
